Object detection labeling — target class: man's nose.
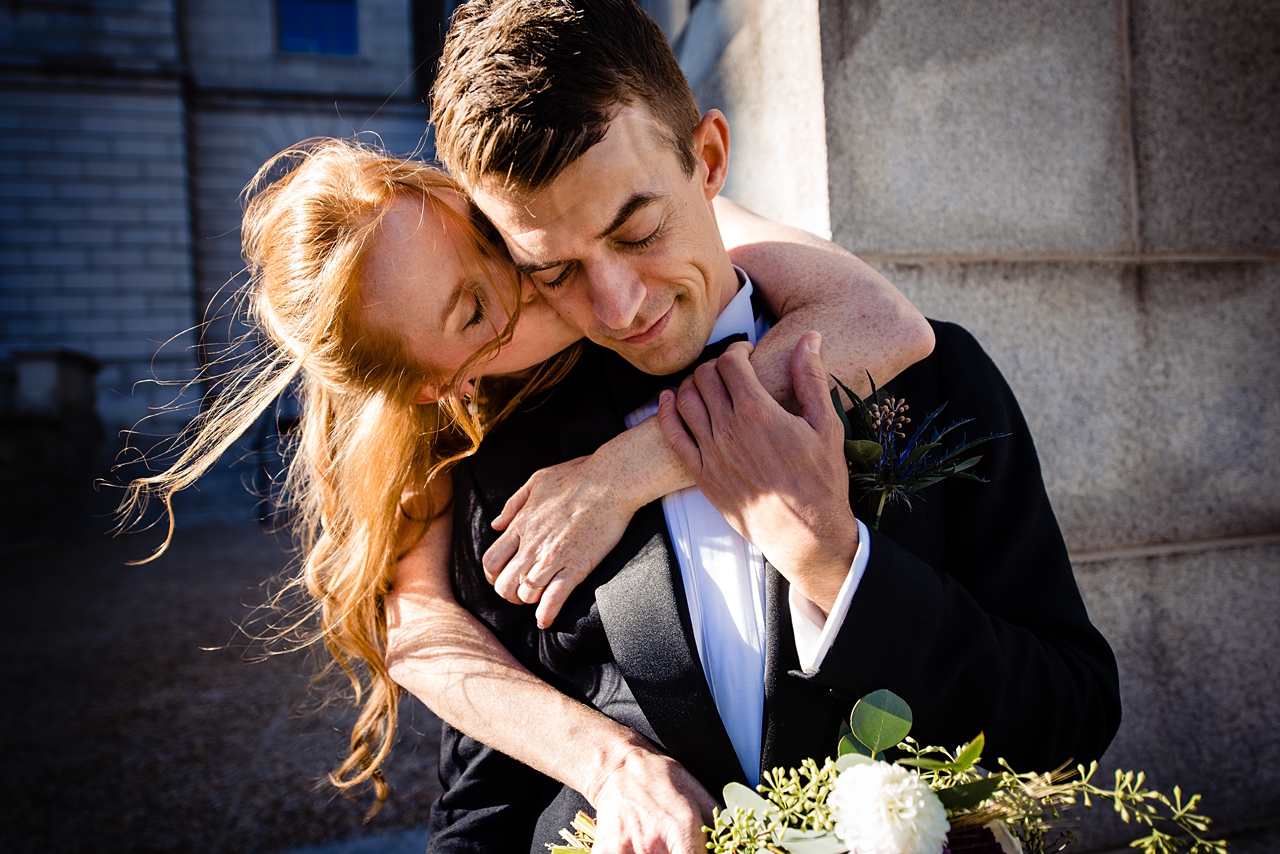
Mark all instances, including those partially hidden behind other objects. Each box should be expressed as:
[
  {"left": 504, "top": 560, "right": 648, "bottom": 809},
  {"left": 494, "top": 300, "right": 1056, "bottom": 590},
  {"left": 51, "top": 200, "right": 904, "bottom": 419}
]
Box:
[{"left": 585, "top": 258, "right": 646, "bottom": 331}]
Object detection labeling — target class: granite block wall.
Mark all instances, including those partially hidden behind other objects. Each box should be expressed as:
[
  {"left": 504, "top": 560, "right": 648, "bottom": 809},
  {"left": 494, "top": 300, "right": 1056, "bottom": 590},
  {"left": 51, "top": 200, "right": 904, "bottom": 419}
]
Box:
[
  {"left": 694, "top": 0, "right": 832, "bottom": 239},
  {"left": 182, "top": 0, "right": 415, "bottom": 95},
  {"left": 189, "top": 100, "right": 430, "bottom": 359},
  {"left": 716, "top": 0, "right": 1280, "bottom": 848},
  {"left": 0, "top": 78, "right": 198, "bottom": 438}
]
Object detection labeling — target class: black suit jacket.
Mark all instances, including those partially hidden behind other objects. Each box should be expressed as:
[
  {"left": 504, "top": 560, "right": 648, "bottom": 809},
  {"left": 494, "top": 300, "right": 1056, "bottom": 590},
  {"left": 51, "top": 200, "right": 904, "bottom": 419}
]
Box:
[{"left": 426, "top": 321, "right": 1121, "bottom": 853}]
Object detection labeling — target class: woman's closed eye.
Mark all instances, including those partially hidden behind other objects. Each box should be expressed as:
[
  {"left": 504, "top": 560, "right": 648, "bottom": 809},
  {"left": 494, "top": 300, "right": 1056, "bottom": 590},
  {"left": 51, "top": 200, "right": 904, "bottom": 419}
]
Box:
[{"left": 463, "top": 291, "right": 486, "bottom": 330}]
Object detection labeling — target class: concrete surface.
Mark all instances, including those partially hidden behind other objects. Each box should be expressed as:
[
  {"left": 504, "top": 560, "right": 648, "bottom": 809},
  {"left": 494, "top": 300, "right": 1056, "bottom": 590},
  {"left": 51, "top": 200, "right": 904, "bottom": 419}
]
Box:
[
  {"left": 819, "top": 0, "right": 1136, "bottom": 255},
  {"left": 874, "top": 259, "right": 1280, "bottom": 554},
  {"left": 0, "top": 525, "right": 441, "bottom": 853},
  {"left": 1130, "top": 0, "right": 1280, "bottom": 253},
  {"left": 1074, "top": 538, "right": 1280, "bottom": 850}
]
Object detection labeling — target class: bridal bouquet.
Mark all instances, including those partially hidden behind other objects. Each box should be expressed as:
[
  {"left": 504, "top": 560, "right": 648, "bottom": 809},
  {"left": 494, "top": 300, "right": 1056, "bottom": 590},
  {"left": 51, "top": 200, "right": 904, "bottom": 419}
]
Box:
[{"left": 551, "top": 690, "right": 1225, "bottom": 854}]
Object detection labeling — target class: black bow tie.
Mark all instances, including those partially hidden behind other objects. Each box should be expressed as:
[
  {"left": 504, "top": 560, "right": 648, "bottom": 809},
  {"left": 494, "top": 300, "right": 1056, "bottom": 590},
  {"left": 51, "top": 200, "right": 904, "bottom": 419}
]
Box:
[{"left": 606, "top": 332, "right": 750, "bottom": 415}]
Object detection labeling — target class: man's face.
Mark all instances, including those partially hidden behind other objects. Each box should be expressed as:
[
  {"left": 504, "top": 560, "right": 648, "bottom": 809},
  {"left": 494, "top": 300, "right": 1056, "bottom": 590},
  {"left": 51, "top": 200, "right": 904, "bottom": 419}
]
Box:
[{"left": 469, "top": 106, "right": 738, "bottom": 375}]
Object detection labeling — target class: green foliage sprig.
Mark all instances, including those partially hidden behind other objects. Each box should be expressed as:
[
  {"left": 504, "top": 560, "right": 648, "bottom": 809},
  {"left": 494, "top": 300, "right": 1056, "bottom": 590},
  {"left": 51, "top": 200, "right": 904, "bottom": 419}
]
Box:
[{"left": 698, "top": 690, "right": 1228, "bottom": 854}]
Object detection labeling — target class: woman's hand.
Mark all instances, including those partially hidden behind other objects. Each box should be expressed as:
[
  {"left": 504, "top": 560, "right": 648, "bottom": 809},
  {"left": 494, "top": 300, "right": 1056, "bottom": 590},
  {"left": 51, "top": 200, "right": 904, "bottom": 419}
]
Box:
[
  {"left": 485, "top": 453, "right": 640, "bottom": 629},
  {"left": 484, "top": 417, "right": 693, "bottom": 627}
]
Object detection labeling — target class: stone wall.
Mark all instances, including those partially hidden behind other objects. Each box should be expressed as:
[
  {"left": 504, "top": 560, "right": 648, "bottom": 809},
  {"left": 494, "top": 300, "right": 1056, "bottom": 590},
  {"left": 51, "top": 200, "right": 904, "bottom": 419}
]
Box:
[
  {"left": 0, "top": 0, "right": 430, "bottom": 529},
  {"left": 711, "top": 0, "right": 1280, "bottom": 850},
  {"left": 0, "top": 3, "right": 197, "bottom": 443}
]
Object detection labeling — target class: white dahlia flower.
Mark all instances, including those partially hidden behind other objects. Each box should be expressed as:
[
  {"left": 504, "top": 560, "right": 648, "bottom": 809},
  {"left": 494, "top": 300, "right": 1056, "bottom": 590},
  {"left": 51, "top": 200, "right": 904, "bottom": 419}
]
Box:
[{"left": 829, "top": 761, "right": 950, "bottom": 854}]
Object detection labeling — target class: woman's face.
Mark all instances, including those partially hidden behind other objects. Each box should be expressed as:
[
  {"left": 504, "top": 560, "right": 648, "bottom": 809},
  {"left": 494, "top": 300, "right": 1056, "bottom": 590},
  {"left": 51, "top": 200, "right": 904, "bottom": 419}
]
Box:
[{"left": 361, "top": 192, "right": 582, "bottom": 397}]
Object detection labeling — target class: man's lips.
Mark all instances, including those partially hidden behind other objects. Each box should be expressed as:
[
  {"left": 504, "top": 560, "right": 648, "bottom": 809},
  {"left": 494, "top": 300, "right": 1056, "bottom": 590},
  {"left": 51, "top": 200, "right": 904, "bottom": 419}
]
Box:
[{"left": 618, "top": 304, "right": 673, "bottom": 347}]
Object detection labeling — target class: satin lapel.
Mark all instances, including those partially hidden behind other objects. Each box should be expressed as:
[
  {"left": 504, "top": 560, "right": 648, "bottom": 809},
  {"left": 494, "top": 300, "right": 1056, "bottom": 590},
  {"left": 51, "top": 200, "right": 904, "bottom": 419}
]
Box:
[
  {"left": 761, "top": 565, "right": 844, "bottom": 776},
  {"left": 596, "top": 502, "right": 748, "bottom": 791}
]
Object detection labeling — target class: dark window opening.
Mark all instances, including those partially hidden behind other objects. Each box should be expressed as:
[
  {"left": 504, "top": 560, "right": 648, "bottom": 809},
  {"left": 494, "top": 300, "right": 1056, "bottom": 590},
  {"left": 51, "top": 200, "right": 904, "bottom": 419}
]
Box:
[{"left": 278, "top": 0, "right": 359, "bottom": 56}]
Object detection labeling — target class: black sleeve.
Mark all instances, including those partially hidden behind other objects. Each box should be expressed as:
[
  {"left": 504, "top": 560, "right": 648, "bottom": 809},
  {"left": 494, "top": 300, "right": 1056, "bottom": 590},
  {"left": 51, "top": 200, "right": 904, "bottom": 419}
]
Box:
[
  {"left": 426, "top": 723, "right": 561, "bottom": 854},
  {"left": 810, "top": 322, "right": 1122, "bottom": 771}
]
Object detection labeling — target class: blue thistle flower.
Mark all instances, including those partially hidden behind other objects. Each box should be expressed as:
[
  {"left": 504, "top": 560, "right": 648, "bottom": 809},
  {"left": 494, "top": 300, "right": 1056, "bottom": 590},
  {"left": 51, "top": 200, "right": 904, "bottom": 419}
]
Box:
[{"left": 832, "top": 373, "right": 1008, "bottom": 530}]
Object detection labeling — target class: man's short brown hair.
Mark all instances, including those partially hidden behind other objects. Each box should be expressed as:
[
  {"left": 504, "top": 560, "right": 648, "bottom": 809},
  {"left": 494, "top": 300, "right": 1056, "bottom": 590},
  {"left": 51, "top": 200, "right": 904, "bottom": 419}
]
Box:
[{"left": 431, "top": 0, "right": 702, "bottom": 193}]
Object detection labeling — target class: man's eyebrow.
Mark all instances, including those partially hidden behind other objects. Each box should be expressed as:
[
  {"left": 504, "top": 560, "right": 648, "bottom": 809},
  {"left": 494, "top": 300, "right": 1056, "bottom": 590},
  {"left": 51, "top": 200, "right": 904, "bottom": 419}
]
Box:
[
  {"left": 597, "top": 192, "right": 662, "bottom": 240},
  {"left": 511, "top": 192, "right": 664, "bottom": 276}
]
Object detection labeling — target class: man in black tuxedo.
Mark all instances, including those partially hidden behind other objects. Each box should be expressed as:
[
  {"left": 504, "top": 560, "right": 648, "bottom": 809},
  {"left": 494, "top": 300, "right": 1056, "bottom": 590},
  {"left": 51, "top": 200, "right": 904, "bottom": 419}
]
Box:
[{"left": 414, "top": 1, "right": 1121, "bottom": 851}]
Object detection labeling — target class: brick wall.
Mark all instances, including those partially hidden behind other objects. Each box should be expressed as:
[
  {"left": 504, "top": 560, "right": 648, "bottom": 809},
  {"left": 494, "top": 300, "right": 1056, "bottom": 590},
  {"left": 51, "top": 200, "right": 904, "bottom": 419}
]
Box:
[
  {"left": 1, "top": 0, "right": 428, "bottom": 529},
  {"left": 0, "top": 77, "right": 197, "bottom": 438},
  {"left": 0, "top": 0, "right": 181, "bottom": 72}
]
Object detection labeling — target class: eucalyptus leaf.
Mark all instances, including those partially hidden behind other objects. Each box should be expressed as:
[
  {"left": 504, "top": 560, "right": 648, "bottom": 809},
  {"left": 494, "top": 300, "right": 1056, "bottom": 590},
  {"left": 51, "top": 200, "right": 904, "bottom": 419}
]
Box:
[
  {"left": 723, "top": 781, "right": 771, "bottom": 816},
  {"left": 845, "top": 439, "right": 884, "bottom": 468},
  {"left": 948, "top": 456, "right": 982, "bottom": 474},
  {"left": 776, "top": 828, "right": 849, "bottom": 854},
  {"left": 850, "top": 689, "right": 913, "bottom": 754},
  {"left": 838, "top": 734, "right": 873, "bottom": 758},
  {"left": 896, "top": 756, "right": 950, "bottom": 770},
  {"left": 936, "top": 776, "right": 1004, "bottom": 811},
  {"left": 951, "top": 733, "right": 984, "bottom": 773},
  {"left": 835, "top": 752, "right": 876, "bottom": 772}
]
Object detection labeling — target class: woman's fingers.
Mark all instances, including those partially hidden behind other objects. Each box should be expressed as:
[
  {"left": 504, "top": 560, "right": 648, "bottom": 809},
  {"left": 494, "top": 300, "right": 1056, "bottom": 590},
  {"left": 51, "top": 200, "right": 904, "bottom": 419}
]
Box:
[
  {"left": 482, "top": 529, "right": 520, "bottom": 584},
  {"left": 492, "top": 482, "right": 531, "bottom": 531},
  {"left": 492, "top": 552, "right": 531, "bottom": 603},
  {"left": 534, "top": 573, "right": 574, "bottom": 628}
]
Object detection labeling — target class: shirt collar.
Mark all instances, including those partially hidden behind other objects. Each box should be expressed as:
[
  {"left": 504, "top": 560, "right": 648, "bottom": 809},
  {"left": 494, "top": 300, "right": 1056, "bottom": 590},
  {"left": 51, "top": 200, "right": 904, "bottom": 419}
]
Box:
[{"left": 707, "top": 266, "right": 759, "bottom": 347}]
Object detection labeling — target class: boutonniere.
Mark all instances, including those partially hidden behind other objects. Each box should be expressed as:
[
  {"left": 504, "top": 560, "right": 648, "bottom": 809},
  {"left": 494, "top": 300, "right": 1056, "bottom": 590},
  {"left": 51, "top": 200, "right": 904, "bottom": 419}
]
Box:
[{"left": 831, "top": 374, "right": 1009, "bottom": 530}]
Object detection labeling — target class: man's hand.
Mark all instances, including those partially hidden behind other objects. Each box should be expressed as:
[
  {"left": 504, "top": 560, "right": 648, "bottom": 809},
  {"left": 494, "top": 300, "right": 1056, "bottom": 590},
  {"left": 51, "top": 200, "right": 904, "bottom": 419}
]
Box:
[
  {"left": 486, "top": 454, "right": 638, "bottom": 628},
  {"left": 586, "top": 746, "right": 718, "bottom": 854},
  {"left": 657, "top": 332, "right": 859, "bottom": 614}
]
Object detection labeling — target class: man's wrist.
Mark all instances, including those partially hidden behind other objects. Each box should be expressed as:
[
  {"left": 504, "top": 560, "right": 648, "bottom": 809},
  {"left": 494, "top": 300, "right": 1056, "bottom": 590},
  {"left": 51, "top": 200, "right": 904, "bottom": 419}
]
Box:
[{"left": 796, "top": 515, "right": 860, "bottom": 615}]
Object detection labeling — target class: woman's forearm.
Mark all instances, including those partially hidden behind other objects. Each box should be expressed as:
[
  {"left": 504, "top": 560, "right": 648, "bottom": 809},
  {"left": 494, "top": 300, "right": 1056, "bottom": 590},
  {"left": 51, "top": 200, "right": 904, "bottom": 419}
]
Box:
[
  {"left": 388, "top": 485, "right": 717, "bottom": 844},
  {"left": 386, "top": 574, "right": 649, "bottom": 802},
  {"left": 716, "top": 194, "right": 934, "bottom": 406}
]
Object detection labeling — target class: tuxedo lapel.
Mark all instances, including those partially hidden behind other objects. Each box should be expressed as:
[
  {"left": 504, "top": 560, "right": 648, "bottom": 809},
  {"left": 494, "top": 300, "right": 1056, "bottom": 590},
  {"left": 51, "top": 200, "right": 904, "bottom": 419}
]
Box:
[
  {"left": 552, "top": 347, "right": 745, "bottom": 790},
  {"left": 595, "top": 504, "right": 747, "bottom": 789},
  {"left": 761, "top": 565, "right": 847, "bottom": 776}
]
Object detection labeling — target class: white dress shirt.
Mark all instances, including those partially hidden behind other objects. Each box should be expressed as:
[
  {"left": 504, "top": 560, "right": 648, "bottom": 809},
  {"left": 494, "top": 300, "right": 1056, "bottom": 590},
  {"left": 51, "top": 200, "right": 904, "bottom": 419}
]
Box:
[{"left": 624, "top": 270, "right": 871, "bottom": 785}]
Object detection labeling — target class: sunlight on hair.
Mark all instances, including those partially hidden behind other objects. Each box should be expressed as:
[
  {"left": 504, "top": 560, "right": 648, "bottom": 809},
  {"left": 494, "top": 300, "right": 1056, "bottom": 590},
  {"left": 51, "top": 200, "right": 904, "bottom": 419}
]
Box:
[{"left": 114, "top": 136, "right": 579, "bottom": 812}]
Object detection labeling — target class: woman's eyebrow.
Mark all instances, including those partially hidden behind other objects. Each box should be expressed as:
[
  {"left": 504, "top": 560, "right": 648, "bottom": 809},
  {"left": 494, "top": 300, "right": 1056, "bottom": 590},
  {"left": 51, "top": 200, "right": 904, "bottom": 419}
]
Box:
[{"left": 439, "top": 280, "right": 466, "bottom": 328}]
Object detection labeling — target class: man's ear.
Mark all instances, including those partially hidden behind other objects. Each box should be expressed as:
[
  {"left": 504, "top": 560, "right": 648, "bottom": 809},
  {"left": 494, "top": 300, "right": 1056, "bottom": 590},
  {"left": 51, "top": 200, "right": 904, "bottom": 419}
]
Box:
[{"left": 693, "top": 109, "right": 730, "bottom": 201}]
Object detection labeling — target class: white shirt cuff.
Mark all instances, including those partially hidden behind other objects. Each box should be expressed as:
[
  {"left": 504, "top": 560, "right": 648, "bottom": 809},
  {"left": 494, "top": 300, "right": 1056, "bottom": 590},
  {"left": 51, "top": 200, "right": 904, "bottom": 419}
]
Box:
[{"left": 790, "top": 519, "right": 871, "bottom": 674}]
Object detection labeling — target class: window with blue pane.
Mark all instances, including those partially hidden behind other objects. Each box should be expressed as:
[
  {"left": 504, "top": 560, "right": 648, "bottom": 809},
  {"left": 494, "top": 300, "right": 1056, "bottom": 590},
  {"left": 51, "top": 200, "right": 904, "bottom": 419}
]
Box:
[{"left": 278, "top": 0, "right": 358, "bottom": 55}]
